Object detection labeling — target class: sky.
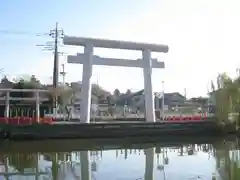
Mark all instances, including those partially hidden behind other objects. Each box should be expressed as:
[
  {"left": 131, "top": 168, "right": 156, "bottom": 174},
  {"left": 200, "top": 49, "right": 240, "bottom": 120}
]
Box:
[{"left": 1, "top": 0, "right": 240, "bottom": 98}]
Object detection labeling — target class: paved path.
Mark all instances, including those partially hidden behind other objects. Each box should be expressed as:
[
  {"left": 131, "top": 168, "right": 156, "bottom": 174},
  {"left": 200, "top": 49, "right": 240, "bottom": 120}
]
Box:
[
  {"left": 53, "top": 119, "right": 211, "bottom": 125},
  {"left": 53, "top": 121, "right": 145, "bottom": 124}
]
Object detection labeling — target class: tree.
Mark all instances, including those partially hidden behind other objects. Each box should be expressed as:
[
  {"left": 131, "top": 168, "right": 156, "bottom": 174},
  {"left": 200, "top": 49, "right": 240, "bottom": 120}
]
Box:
[
  {"left": 107, "top": 95, "right": 116, "bottom": 116},
  {"left": 126, "top": 89, "right": 132, "bottom": 95},
  {"left": 1, "top": 76, "right": 10, "bottom": 84},
  {"left": 92, "top": 83, "right": 110, "bottom": 97},
  {"left": 107, "top": 95, "right": 115, "bottom": 105},
  {"left": 48, "top": 86, "right": 74, "bottom": 120},
  {"left": 211, "top": 72, "right": 240, "bottom": 127},
  {"left": 211, "top": 73, "right": 232, "bottom": 123},
  {"left": 10, "top": 77, "right": 41, "bottom": 104},
  {"left": 113, "top": 89, "right": 120, "bottom": 97},
  {"left": 59, "top": 87, "right": 75, "bottom": 120},
  {"left": 29, "top": 75, "right": 41, "bottom": 86},
  {"left": 0, "top": 76, "right": 13, "bottom": 93}
]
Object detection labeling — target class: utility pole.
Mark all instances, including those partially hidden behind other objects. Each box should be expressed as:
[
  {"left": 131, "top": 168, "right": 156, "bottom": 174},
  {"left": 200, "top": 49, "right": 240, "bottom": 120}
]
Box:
[
  {"left": 49, "top": 22, "right": 64, "bottom": 115},
  {"left": 50, "top": 22, "right": 62, "bottom": 88},
  {"left": 37, "top": 22, "right": 64, "bottom": 115}
]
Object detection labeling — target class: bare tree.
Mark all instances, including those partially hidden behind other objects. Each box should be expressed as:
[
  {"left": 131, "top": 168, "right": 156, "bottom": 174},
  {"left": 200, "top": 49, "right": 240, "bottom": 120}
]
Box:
[{"left": 48, "top": 86, "right": 74, "bottom": 120}]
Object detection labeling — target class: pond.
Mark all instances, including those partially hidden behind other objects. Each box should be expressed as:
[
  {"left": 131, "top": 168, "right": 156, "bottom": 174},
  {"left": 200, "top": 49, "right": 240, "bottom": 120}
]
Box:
[{"left": 0, "top": 138, "right": 239, "bottom": 180}]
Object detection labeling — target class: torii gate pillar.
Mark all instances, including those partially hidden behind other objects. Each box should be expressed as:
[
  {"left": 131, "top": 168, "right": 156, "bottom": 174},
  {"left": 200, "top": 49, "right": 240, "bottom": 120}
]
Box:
[
  {"left": 142, "top": 49, "right": 155, "bottom": 123},
  {"left": 80, "top": 44, "right": 94, "bottom": 122},
  {"left": 64, "top": 36, "right": 169, "bottom": 123}
]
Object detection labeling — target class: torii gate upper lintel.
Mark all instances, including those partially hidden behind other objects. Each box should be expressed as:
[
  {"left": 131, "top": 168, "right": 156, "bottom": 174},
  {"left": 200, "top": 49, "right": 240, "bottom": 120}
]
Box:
[
  {"left": 63, "top": 35, "right": 169, "bottom": 123},
  {"left": 63, "top": 36, "right": 169, "bottom": 52}
]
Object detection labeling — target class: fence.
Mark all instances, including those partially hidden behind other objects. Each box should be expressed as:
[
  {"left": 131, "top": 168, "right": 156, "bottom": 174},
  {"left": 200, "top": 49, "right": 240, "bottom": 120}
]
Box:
[
  {"left": 0, "top": 88, "right": 51, "bottom": 122},
  {"left": 0, "top": 105, "right": 52, "bottom": 117}
]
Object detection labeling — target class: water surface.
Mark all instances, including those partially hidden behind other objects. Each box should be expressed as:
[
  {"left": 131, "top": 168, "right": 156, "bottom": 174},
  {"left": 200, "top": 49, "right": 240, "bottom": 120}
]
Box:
[{"left": 0, "top": 138, "right": 239, "bottom": 180}]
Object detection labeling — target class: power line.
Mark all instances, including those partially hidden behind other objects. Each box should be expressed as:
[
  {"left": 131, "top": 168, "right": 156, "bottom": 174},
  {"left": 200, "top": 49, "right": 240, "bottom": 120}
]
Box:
[
  {"left": 3, "top": 25, "right": 66, "bottom": 114},
  {"left": 0, "top": 29, "right": 49, "bottom": 37},
  {"left": 36, "top": 23, "right": 65, "bottom": 87}
]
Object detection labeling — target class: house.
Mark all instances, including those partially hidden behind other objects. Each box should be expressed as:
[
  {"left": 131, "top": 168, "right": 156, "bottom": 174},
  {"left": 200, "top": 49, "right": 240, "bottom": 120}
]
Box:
[
  {"left": 156, "top": 92, "right": 186, "bottom": 109},
  {"left": 130, "top": 90, "right": 185, "bottom": 111},
  {"left": 185, "top": 97, "right": 209, "bottom": 111}
]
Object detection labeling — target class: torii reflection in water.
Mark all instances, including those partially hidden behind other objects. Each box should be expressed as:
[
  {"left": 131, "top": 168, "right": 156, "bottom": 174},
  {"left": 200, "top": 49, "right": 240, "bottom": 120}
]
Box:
[{"left": 79, "top": 148, "right": 156, "bottom": 180}]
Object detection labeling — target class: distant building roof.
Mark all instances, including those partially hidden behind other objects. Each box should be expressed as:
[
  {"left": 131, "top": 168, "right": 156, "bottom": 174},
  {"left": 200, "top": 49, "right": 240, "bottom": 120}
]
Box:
[
  {"left": 164, "top": 92, "right": 185, "bottom": 98},
  {"left": 131, "top": 90, "right": 184, "bottom": 98},
  {"left": 153, "top": 92, "right": 185, "bottom": 100},
  {"left": 71, "top": 81, "right": 82, "bottom": 90}
]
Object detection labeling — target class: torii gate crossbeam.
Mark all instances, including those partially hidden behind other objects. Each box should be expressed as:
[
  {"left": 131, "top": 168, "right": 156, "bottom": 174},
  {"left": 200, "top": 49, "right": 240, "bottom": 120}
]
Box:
[{"left": 63, "top": 36, "right": 169, "bottom": 123}]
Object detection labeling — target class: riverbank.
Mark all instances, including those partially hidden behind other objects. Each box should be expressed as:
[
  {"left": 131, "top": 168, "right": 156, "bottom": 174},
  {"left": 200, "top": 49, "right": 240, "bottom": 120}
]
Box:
[
  {"left": 54, "top": 116, "right": 216, "bottom": 122},
  {"left": 0, "top": 119, "right": 232, "bottom": 141},
  {"left": 2, "top": 135, "right": 236, "bottom": 152}
]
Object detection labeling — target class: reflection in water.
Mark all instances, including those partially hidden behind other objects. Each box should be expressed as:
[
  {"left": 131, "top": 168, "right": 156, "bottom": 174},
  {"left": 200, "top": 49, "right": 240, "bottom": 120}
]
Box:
[{"left": 0, "top": 140, "right": 240, "bottom": 179}]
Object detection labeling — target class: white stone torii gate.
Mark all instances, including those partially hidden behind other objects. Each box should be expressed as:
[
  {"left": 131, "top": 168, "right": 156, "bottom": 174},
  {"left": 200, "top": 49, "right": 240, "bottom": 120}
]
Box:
[{"left": 63, "top": 36, "right": 169, "bottom": 123}]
